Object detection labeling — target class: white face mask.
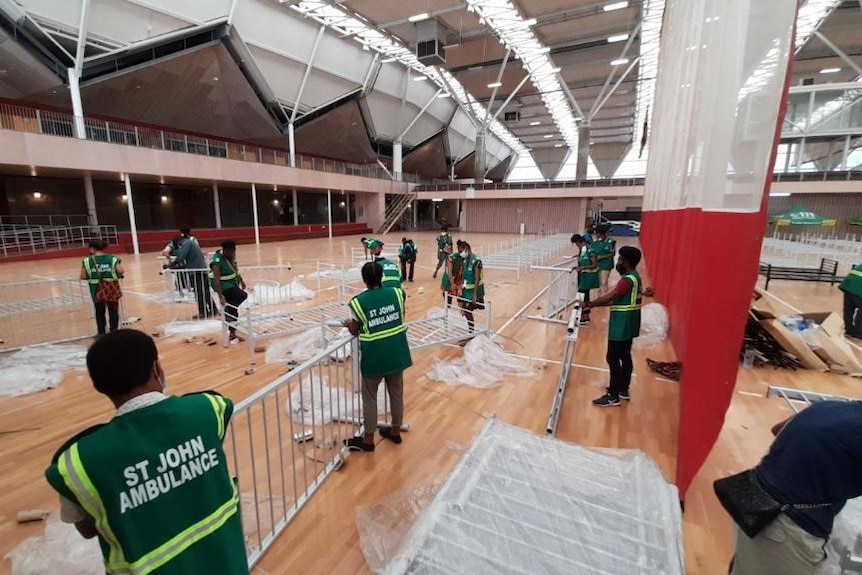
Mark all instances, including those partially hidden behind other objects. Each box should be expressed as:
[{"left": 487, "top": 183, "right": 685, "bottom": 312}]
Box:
[
  {"left": 460, "top": 251, "right": 468, "bottom": 258},
  {"left": 155, "top": 366, "right": 168, "bottom": 393}
]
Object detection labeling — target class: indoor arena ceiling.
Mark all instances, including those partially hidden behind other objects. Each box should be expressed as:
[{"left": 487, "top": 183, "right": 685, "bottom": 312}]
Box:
[{"left": 0, "top": 0, "right": 859, "bottom": 180}]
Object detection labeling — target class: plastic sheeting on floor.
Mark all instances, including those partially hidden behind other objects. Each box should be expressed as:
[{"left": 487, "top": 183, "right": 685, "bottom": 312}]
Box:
[
  {"left": 309, "top": 267, "right": 362, "bottom": 283},
  {"left": 265, "top": 327, "right": 353, "bottom": 365},
  {"left": 159, "top": 320, "right": 222, "bottom": 337},
  {"left": 634, "top": 303, "right": 669, "bottom": 349},
  {"left": 379, "top": 420, "right": 685, "bottom": 575},
  {"left": 0, "top": 344, "right": 88, "bottom": 398},
  {"left": 250, "top": 280, "right": 314, "bottom": 306},
  {"left": 5, "top": 517, "right": 103, "bottom": 575},
  {"left": 428, "top": 335, "right": 534, "bottom": 389}
]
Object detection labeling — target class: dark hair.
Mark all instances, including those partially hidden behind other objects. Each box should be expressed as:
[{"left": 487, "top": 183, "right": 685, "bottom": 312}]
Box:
[
  {"left": 361, "top": 237, "right": 367, "bottom": 242},
  {"left": 619, "top": 246, "right": 642, "bottom": 267},
  {"left": 222, "top": 240, "right": 237, "bottom": 251},
  {"left": 461, "top": 242, "right": 471, "bottom": 250},
  {"left": 172, "top": 235, "right": 184, "bottom": 246},
  {"left": 361, "top": 261, "right": 383, "bottom": 288},
  {"left": 179, "top": 225, "right": 191, "bottom": 236},
  {"left": 87, "top": 330, "right": 158, "bottom": 397},
  {"left": 456, "top": 240, "right": 465, "bottom": 248},
  {"left": 402, "top": 237, "right": 408, "bottom": 243},
  {"left": 571, "top": 234, "right": 583, "bottom": 244},
  {"left": 441, "top": 227, "right": 447, "bottom": 232},
  {"left": 89, "top": 238, "right": 108, "bottom": 251}
]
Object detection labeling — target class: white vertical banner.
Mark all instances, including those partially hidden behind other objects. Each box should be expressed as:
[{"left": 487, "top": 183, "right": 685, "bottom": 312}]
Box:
[{"left": 251, "top": 183, "right": 260, "bottom": 245}]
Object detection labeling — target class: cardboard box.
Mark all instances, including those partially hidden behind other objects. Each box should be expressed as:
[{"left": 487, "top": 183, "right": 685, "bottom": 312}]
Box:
[{"left": 760, "top": 319, "right": 829, "bottom": 371}]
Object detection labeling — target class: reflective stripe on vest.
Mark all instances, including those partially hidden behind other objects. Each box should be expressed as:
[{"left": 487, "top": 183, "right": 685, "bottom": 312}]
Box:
[
  {"left": 84, "top": 257, "right": 119, "bottom": 285},
  {"left": 350, "top": 288, "right": 406, "bottom": 342},
  {"left": 56, "top": 396, "right": 238, "bottom": 575},
  {"left": 851, "top": 269, "right": 862, "bottom": 280},
  {"left": 208, "top": 255, "right": 237, "bottom": 282},
  {"left": 610, "top": 274, "right": 641, "bottom": 312}
]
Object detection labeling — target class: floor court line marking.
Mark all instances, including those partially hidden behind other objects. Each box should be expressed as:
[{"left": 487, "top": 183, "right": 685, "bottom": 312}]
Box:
[
  {"left": 737, "top": 391, "right": 763, "bottom": 397},
  {"left": 758, "top": 289, "right": 802, "bottom": 313}
]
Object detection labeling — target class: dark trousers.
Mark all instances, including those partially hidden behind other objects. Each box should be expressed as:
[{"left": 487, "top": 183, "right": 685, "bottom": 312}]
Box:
[
  {"left": 844, "top": 292, "right": 862, "bottom": 338},
  {"left": 94, "top": 301, "right": 120, "bottom": 335},
  {"left": 191, "top": 271, "right": 215, "bottom": 318},
  {"left": 222, "top": 286, "right": 248, "bottom": 334},
  {"left": 606, "top": 339, "right": 634, "bottom": 398},
  {"left": 579, "top": 289, "right": 591, "bottom": 320},
  {"left": 400, "top": 257, "right": 415, "bottom": 282}
]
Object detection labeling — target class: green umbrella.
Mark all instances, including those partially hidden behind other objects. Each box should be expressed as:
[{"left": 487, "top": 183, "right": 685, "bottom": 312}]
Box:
[{"left": 768, "top": 205, "right": 837, "bottom": 226}]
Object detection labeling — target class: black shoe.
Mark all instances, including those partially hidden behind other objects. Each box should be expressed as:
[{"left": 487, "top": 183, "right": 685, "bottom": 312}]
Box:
[
  {"left": 344, "top": 437, "right": 375, "bottom": 452},
  {"left": 619, "top": 391, "right": 631, "bottom": 401},
  {"left": 592, "top": 393, "right": 621, "bottom": 407},
  {"left": 579, "top": 319, "right": 590, "bottom": 326},
  {"left": 379, "top": 427, "right": 403, "bottom": 444}
]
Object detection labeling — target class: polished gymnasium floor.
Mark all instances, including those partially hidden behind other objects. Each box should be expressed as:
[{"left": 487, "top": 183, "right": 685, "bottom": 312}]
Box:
[{"left": 0, "top": 231, "right": 856, "bottom": 575}]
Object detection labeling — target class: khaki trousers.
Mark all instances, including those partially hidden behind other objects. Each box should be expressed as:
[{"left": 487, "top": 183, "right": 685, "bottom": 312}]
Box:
[
  {"left": 362, "top": 372, "right": 404, "bottom": 433},
  {"left": 732, "top": 514, "right": 828, "bottom": 575},
  {"left": 599, "top": 269, "right": 611, "bottom": 294}
]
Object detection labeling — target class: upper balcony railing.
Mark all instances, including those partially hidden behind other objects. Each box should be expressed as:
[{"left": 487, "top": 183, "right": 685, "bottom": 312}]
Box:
[
  {"left": 783, "top": 82, "right": 862, "bottom": 139},
  {"left": 0, "top": 99, "right": 425, "bottom": 184}
]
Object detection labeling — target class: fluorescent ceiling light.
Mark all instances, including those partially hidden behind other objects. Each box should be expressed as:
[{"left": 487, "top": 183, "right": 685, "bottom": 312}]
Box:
[
  {"left": 603, "top": 1, "right": 629, "bottom": 12},
  {"left": 413, "top": 75, "right": 428, "bottom": 81},
  {"left": 408, "top": 12, "right": 430, "bottom": 23},
  {"left": 769, "top": 192, "right": 791, "bottom": 197},
  {"left": 611, "top": 58, "right": 630, "bottom": 66},
  {"left": 543, "top": 134, "right": 554, "bottom": 138},
  {"left": 437, "top": 92, "right": 451, "bottom": 98},
  {"left": 554, "top": 144, "right": 563, "bottom": 148},
  {"left": 529, "top": 121, "right": 541, "bottom": 126},
  {"left": 431, "top": 198, "right": 444, "bottom": 202},
  {"left": 487, "top": 82, "right": 502, "bottom": 88},
  {"left": 608, "top": 34, "right": 629, "bottom": 43},
  {"left": 819, "top": 67, "right": 841, "bottom": 74},
  {"left": 381, "top": 57, "right": 397, "bottom": 63}
]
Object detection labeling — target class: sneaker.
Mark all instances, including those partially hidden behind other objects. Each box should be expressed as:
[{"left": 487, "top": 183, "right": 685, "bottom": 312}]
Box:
[
  {"left": 579, "top": 319, "right": 590, "bottom": 326},
  {"left": 619, "top": 391, "right": 631, "bottom": 401},
  {"left": 592, "top": 393, "right": 621, "bottom": 407},
  {"left": 343, "top": 437, "right": 375, "bottom": 452}
]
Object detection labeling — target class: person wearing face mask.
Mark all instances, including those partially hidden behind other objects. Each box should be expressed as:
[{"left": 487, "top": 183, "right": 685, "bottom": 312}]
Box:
[
  {"left": 458, "top": 242, "right": 484, "bottom": 343},
  {"left": 441, "top": 240, "right": 466, "bottom": 308},
  {"left": 45, "top": 330, "right": 248, "bottom": 573},
  {"left": 583, "top": 246, "right": 642, "bottom": 407}
]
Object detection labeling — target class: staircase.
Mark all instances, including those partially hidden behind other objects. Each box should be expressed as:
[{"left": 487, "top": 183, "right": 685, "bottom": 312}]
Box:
[{"left": 376, "top": 191, "right": 417, "bottom": 235}]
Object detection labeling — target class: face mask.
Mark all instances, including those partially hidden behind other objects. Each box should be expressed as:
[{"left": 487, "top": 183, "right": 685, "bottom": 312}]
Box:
[
  {"left": 460, "top": 251, "right": 468, "bottom": 258},
  {"left": 155, "top": 367, "right": 168, "bottom": 393}
]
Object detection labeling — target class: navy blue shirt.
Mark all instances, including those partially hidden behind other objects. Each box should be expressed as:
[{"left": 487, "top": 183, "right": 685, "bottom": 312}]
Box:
[{"left": 756, "top": 401, "right": 862, "bottom": 539}]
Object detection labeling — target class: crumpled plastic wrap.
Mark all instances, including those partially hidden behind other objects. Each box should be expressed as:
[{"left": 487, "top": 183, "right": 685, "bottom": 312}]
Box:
[
  {"left": 0, "top": 344, "right": 87, "bottom": 397},
  {"left": 309, "top": 267, "right": 362, "bottom": 282},
  {"left": 425, "top": 307, "right": 469, "bottom": 332},
  {"left": 287, "top": 373, "right": 385, "bottom": 426},
  {"left": 265, "top": 328, "right": 353, "bottom": 365},
  {"left": 5, "top": 516, "right": 104, "bottom": 575},
  {"left": 242, "top": 493, "right": 289, "bottom": 558},
  {"left": 381, "top": 420, "right": 685, "bottom": 575},
  {"left": 634, "top": 303, "right": 669, "bottom": 349},
  {"left": 250, "top": 280, "right": 314, "bottom": 306},
  {"left": 160, "top": 319, "right": 222, "bottom": 337},
  {"left": 780, "top": 315, "right": 822, "bottom": 350},
  {"left": 428, "top": 335, "right": 534, "bottom": 388},
  {"left": 824, "top": 497, "right": 862, "bottom": 573},
  {"left": 357, "top": 481, "right": 443, "bottom": 573}
]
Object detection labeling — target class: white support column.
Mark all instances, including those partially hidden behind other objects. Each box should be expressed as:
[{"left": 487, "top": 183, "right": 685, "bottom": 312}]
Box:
[
  {"left": 413, "top": 199, "right": 418, "bottom": 229},
  {"left": 393, "top": 140, "right": 403, "bottom": 181},
  {"left": 345, "top": 192, "right": 351, "bottom": 223},
  {"left": 83, "top": 173, "right": 97, "bottom": 226},
  {"left": 292, "top": 189, "right": 299, "bottom": 225},
  {"left": 251, "top": 183, "right": 260, "bottom": 245},
  {"left": 123, "top": 174, "right": 140, "bottom": 255},
  {"left": 213, "top": 182, "right": 222, "bottom": 229},
  {"left": 327, "top": 189, "right": 333, "bottom": 239},
  {"left": 288, "top": 123, "right": 296, "bottom": 168},
  {"left": 68, "top": 68, "right": 86, "bottom": 139},
  {"left": 842, "top": 134, "right": 852, "bottom": 170}
]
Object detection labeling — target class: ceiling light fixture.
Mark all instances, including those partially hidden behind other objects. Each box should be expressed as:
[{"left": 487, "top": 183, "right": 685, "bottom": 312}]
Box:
[
  {"left": 413, "top": 75, "right": 428, "bottom": 81},
  {"left": 608, "top": 34, "right": 629, "bottom": 43},
  {"left": 603, "top": 1, "right": 629, "bottom": 12},
  {"left": 530, "top": 121, "right": 541, "bottom": 126},
  {"left": 819, "top": 67, "right": 841, "bottom": 74},
  {"left": 121, "top": 194, "right": 128, "bottom": 201},
  {"left": 273, "top": 199, "right": 280, "bottom": 206},
  {"left": 611, "top": 58, "right": 630, "bottom": 66},
  {"left": 381, "top": 57, "right": 397, "bottom": 63},
  {"left": 554, "top": 144, "right": 563, "bottom": 148},
  {"left": 32, "top": 191, "right": 42, "bottom": 199},
  {"left": 160, "top": 195, "right": 168, "bottom": 203},
  {"left": 543, "top": 134, "right": 554, "bottom": 139},
  {"left": 487, "top": 82, "right": 502, "bottom": 88},
  {"left": 408, "top": 12, "right": 430, "bottom": 23},
  {"left": 437, "top": 92, "right": 451, "bottom": 98}
]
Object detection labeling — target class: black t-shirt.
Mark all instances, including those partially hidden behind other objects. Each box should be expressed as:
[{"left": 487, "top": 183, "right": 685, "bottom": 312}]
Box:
[{"left": 756, "top": 401, "right": 862, "bottom": 539}]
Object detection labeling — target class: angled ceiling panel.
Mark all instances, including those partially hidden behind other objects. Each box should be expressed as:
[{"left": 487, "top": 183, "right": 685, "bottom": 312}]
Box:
[
  {"left": 233, "top": 0, "right": 321, "bottom": 57},
  {"left": 293, "top": 100, "right": 377, "bottom": 164},
  {"left": 591, "top": 143, "right": 631, "bottom": 179},
  {"left": 373, "top": 62, "right": 406, "bottom": 97},
  {"left": 403, "top": 132, "right": 448, "bottom": 180},
  {"left": 454, "top": 152, "right": 476, "bottom": 180},
  {"left": 532, "top": 148, "right": 569, "bottom": 181},
  {"left": 299, "top": 71, "right": 362, "bottom": 111},
  {"left": 364, "top": 92, "right": 408, "bottom": 142},
  {"left": 0, "top": 26, "right": 64, "bottom": 99},
  {"left": 486, "top": 155, "right": 514, "bottom": 182},
  {"left": 86, "top": 0, "right": 194, "bottom": 44},
  {"left": 312, "top": 31, "right": 374, "bottom": 86},
  {"left": 246, "top": 44, "right": 307, "bottom": 101}
]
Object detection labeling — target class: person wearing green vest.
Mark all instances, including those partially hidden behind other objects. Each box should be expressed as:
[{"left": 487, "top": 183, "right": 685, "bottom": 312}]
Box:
[
  {"left": 571, "top": 234, "right": 599, "bottom": 326},
  {"left": 344, "top": 262, "right": 412, "bottom": 452},
  {"left": 209, "top": 240, "right": 248, "bottom": 344},
  {"left": 398, "top": 237, "right": 417, "bottom": 283},
  {"left": 584, "top": 246, "right": 642, "bottom": 407},
  {"left": 458, "top": 242, "right": 485, "bottom": 343},
  {"left": 591, "top": 225, "right": 617, "bottom": 294},
  {"left": 375, "top": 252, "right": 403, "bottom": 291},
  {"left": 80, "top": 239, "right": 124, "bottom": 336},
  {"left": 433, "top": 227, "right": 454, "bottom": 279},
  {"left": 840, "top": 263, "right": 862, "bottom": 339},
  {"left": 441, "top": 240, "right": 466, "bottom": 308},
  {"left": 44, "top": 330, "right": 247, "bottom": 574},
  {"left": 361, "top": 237, "right": 384, "bottom": 260}
]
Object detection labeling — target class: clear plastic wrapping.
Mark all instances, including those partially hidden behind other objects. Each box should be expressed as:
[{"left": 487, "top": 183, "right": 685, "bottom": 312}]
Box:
[
  {"left": 286, "top": 373, "right": 384, "bottom": 427},
  {"left": 0, "top": 344, "right": 87, "bottom": 398},
  {"left": 825, "top": 497, "right": 862, "bottom": 573},
  {"left": 249, "top": 280, "right": 314, "bottom": 305},
  {"left": 634, "top": 303, "right": 669, "bottom": 348},
  {"left": 5, "top": 517, "right": 104, "bottom": 575},
  {"left": 159, "top": 319, "right": 222, "bottom": 337},
  {"left": 381, "top": 420, "right": 685, "bottom": 575},
  {"left": 265, "top": 328, "right": 352, "bottom": 365},
  {"left": 428, "top": 335, "right": 534, "bottom": 388}
]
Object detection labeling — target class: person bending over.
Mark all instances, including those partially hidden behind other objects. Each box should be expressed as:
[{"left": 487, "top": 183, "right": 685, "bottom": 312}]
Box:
[
  {"left": 210, "top": 240, "right": 248, "bottom": 344},
  {"left": 361, "top": 237, "right": 384, "bottom": 260},
  {"left": 343, "top": 262, "right": 412, "bottom": 452}
]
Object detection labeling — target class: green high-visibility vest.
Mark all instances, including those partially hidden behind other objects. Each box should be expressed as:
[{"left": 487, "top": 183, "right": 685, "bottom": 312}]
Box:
[
  {"left": 349, "top": 287, "right": 412, "bottom": 379},
  {"left": 84, "top": 254, "right": 121, "bottom": 300},
  {"left": 441, "top": 253, "right": 463, "bottom": 291},
  {"left": 840, "top": 264, "right": 862, "bottom": 299},
  {"left": 376, "top": 257, "right": 402, "bottom": 289},
  {"left": 363, "top": 238, "right": 383, "bottom": 251},
  {"left": 208, "top": 251, "right": 238, "bottom": 290},
  {"left": 578, "top": 247, "right": 599, "bottom": 291},
  {"left": 44, "top": 393, "right": 247, "bottom": 575},
  {"left": 592, "top": 238, "right": 617, "bottom": 271},
  {"left": 436, "top": 234, "right": 452, "bottom": 254},
  {"left": 462, "top": 255, "right": 484, "bottom": 300},
  {"left": 609, "top": 272, "right": 642, "bottom": 341}
]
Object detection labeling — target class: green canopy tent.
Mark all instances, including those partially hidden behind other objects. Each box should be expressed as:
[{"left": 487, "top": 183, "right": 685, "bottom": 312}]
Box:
[{"left": 767, "top": 205, "right": 837, "bottom": 227}]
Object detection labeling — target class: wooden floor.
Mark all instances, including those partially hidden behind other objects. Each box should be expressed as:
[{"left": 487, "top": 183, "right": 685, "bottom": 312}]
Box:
[{"left": 0, "top": 232, "right": 857, "bottom": 575}]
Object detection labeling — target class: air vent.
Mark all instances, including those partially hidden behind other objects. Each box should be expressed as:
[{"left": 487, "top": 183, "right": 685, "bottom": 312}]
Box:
[
  {"left": 504, "top": 111, "right": 521, "bottom": 123},
  {"left": 415, "top": 19, "right": 446, "bottom": 65},
  {"left": 801, "top": 77, "right": 814, "bottom": 86}
]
